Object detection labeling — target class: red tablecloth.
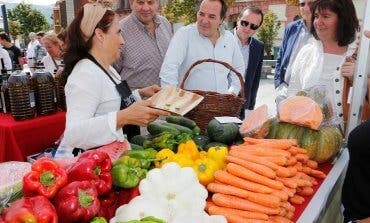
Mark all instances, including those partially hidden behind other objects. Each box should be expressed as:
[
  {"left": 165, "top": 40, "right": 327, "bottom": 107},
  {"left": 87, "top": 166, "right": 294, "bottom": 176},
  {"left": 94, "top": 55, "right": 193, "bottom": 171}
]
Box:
[
  {"left": 0, "top": 112, "right": 66, "bottom": 162},
  {"left": 292, "top": 162, "right": 333, "bottom": 221}
]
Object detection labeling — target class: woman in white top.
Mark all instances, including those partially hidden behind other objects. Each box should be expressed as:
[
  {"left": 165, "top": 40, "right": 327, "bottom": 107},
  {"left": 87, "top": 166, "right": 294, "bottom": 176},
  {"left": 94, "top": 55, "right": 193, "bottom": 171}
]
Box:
[
  {"left": 287, "top": 0, "right": 359, "bottom": 124},
  {"left": 41, "top": 32, "right": 64, "bottom": 75},
  {"left": 56, "top": 0, "right": 169, "bottom": 157}
]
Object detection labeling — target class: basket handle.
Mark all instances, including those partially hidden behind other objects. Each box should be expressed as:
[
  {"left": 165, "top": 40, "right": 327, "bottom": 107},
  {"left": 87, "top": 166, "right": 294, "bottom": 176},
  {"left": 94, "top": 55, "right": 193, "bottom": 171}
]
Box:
[{"left": 179, "top": 58, "right": 245, "bottom": 99}]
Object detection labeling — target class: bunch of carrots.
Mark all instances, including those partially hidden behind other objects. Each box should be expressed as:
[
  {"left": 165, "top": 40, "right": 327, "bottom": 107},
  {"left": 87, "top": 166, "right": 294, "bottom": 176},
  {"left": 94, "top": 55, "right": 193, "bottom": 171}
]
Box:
[{"left": 205, "top": 137, "right": 326, "bottom": 223}]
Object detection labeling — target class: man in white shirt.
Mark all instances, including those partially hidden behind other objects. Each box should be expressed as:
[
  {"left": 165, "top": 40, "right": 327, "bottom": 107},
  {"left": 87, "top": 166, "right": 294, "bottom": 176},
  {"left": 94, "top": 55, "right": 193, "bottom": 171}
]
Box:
[
  {"left": 159, "top": 0, "right": 244, "bottom": 95},
  {"left": 26, "top": 32, "right": 40, "bottom": 71},
  {"left": 0, "top": 47, "right": 12, "bottom": 71}
]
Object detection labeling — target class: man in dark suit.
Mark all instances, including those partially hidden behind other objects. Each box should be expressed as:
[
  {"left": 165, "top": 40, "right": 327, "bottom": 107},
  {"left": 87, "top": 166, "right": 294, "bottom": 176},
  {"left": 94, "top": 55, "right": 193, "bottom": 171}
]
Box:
[{"left": 235, "top": 6, "right": 264, "bottom": 119}]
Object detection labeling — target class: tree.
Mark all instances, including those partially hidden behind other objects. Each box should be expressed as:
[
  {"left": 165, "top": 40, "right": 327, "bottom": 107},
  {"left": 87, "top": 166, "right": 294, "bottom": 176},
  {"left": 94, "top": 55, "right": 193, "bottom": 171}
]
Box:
[
  {"left": 8, "top": 20, "right": 21, "bottom": 41},
  {"left": 7, "top": 3, "right": 49, "bottom": 40},
  {"left": 256, "top": 11, "right": 281, "bottom": 58}
]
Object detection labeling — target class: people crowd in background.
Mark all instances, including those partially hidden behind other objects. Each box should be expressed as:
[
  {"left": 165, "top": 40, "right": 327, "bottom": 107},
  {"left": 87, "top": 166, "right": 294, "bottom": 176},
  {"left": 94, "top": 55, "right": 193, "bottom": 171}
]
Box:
[
  {"left": 0, "top": 32, "right": 23, "bottom": 70},
  {"left": 113, "top": 0, "right": 172, "bottom": 90},
  {"left": 274, "top": 0, "right": 314, "bottom": 104}
]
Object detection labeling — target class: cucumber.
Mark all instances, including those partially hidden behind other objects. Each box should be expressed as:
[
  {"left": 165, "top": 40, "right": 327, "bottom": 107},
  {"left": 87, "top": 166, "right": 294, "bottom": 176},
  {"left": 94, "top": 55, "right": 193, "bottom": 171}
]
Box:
[
  {"left": 192, "top": 126, "right": 201, "bottom": 135},
  {"left": 147, "top": 122, "right": 180, "bottom": 136},
  {"left": 130, "top": 134, "right": 150, "bottom": 146},
  {"left": 205, "top": 142, "right": 228, "bottom": 150},
  {"left": 162, "top": 122, "right": 193, "bottom": 135},
  {"left": 165, "top": 115, "right": 197, "bottom": 129},
  {"left": 130, "top": 143, "right": 144, "bottom": 150}
]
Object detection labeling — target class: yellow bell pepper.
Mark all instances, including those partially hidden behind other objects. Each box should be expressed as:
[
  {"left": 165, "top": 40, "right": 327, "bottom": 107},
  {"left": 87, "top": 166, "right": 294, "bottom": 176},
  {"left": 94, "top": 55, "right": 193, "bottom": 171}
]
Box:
[
  {"left": 207, "top": 146, "right": 228, "bottom": 170},
  {"left": 177, "top": 140, "right": 200, "bottom": 161},
  {"left": 199, "top": 151, "right": 208, "bottom": 159},
  {"left": 172, "top": 153, "right": 194, "bottom": 167},
  {"left": 192, "top": 158, "right": 218, "bottom": 186},
  {"left": 155, "top": 148, "right": 175, "bottom": 168}
]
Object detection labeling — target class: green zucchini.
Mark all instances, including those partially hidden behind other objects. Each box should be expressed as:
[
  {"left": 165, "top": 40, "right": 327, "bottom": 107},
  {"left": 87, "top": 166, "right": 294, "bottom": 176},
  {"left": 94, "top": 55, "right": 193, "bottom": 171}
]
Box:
[
  {"left": 130, "top": 135, "right": 151, "bottom": 146},
  {"left": 162, "top": 122, "right": 193, "bottom": 135},
  {"left": 165, "top": 115, "right": 197, "bottom": 129},
  {"left": 147, "top": 122, "right": 180, "bottom": 136}
]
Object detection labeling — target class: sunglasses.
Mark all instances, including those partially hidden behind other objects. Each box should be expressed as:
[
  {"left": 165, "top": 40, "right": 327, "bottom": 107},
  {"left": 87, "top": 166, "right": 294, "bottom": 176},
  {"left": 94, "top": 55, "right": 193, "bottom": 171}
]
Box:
[
  {"left": 298, "top": 1, "right": 313, "bottom": 7},
  {"left": 240, "top": 20, "right": 259, "bottom": 30}
]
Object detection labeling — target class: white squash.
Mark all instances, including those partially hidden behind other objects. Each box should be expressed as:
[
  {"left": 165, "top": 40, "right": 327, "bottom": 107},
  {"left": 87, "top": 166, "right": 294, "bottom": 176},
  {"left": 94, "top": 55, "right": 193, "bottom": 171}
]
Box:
[
  {"left": 109, "top": 196, "right": 169, "bottom": 223},
  {"left": 139, "top": 162, "right": 208, "bottom": 215},
  {"left": 171, "top": 211, "right": 227, "bottom": 223}
]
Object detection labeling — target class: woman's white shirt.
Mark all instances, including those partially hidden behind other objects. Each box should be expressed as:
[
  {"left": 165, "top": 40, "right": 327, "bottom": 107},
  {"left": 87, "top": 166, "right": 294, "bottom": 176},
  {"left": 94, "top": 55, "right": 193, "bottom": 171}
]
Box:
[
  {"left": 41, "top": 53, "right": 63, "bottom": 75},
  {"left": 58, "top": 59, "right": 140, "bottom": 155},
  {"left": 287, "top": 38, "right": 356, "bottom": 123}
]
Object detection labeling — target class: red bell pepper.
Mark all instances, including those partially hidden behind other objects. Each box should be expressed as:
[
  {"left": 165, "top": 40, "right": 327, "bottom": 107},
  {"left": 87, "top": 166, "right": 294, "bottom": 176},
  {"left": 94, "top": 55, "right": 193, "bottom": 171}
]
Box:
[
  {"left": 23, "top": 157, "right": 68, "bottom": 199},
  {"left": 97, "top": 190, "right": 118, "bottom": 220},
  {"left": 54, "top": 181, "right": 100, "bottom": 223},
  {"left": 116, "top": 186, "right": 140, "bottom": 207},
  {"left": 1, "top": 196, "right": 57, "bottom": 223},
  {"left": 68, "top": 150, "right": 112, "bottom": 195}
]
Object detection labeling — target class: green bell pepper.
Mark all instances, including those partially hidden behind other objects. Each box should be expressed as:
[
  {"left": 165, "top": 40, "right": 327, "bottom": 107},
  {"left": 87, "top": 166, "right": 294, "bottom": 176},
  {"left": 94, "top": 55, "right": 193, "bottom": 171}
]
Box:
[
  {"left": 90, "top": 217, "right": 107, "bottom": 223},
  {"left": 140, "top": 216, "right": 166, "bottom": 223},
  {"left": 118, "top": 216, "right": 166, "bottom": 223},
  {"left": 124, "top": 148, "right": 157, "bottom": 169},
  {"left": 111, "top": 156, "right": 147, "bottom": 188}
]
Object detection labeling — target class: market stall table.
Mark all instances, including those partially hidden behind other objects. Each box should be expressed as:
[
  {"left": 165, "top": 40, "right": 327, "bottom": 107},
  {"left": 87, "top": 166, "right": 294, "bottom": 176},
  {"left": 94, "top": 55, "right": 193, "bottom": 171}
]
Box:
[{"left": 0, "top": 111, "right": 66, "bottom": 162}]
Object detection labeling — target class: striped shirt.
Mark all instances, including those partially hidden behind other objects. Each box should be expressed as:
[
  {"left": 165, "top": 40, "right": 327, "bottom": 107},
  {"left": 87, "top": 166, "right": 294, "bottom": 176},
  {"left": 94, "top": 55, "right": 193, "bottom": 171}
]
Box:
[{"left": 114, "top": 13, "right": 172, "bottom": 89}]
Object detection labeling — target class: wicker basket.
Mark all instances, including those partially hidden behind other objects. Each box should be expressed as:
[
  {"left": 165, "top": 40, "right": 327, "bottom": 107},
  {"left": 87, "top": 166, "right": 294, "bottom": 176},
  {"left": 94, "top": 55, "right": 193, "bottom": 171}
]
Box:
[{"left": 179, "top": 59, "right": 245, "bottom": 131}]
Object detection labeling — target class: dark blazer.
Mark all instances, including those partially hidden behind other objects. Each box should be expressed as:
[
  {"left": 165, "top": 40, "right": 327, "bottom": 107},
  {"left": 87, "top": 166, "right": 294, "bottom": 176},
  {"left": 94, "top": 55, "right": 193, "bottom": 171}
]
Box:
[
  {"left": 274, "top": 19, "right": 305, "bottom": 88},
  {"left": 240, "top": 37, "right": 264, "bottom": 119}
]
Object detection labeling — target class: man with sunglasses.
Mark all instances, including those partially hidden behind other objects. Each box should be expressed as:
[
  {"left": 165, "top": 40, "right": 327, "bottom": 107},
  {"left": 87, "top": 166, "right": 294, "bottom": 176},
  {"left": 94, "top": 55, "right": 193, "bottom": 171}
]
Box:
[
  {"left": 274, "top": 0, "right": 315, "bottom": 104},
  {"left": 159, "top": 0, "right": 244, "bottom": 95},
  {"left": 234, "top": 6, "right": 264, "bottom": 119}
]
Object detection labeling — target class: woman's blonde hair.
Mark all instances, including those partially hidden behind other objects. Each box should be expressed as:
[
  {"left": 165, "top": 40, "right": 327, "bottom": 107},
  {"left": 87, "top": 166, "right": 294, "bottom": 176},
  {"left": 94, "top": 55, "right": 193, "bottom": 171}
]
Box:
[{"left": 42, "top": 31, "right": 60, "bottom": 45}]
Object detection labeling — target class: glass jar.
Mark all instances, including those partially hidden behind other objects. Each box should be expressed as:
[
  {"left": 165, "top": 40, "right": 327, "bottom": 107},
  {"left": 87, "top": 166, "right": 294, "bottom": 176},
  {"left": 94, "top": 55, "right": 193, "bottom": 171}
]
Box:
[
  {"left": 31, "top": 65, "right": 56, "bottom": 116},
  {"left": 8, "top": 70, "right": 36, "bottom": 120}
]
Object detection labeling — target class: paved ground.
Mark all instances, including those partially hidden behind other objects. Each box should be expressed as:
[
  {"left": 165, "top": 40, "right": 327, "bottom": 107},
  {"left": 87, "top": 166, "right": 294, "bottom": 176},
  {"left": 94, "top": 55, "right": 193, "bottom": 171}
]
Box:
[{"left": 254, "top": 74, "right": 277, "bottom": 116}]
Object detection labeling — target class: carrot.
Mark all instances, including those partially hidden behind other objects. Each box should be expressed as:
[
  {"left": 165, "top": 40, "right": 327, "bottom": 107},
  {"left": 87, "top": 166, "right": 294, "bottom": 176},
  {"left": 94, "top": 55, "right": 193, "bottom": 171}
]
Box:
[
  {"left": 270, "top": 215, "right": 294, "bottom": 223},
  {"left": 207, "top": 204, "right": 269, "bottom": 220},
  {"left": 226, "top": 163, "right": 284, "bottom": 190},
  {"left": 306, "top": 160, "right": 318, "bottom": 169},
  {"left": 276, "top": 166, "right": 297, "bottom": 178},
  {"left": 281, "top": 201, "right": 295, "bottom": 212},
  {"left": 264, "top": 156, "right": 289, "bottom": 166},
  {"left": 291, "top": 146, "right": 308, "bottom": 154},
  {"left": 212, "top": 193, "right": 280, "bottom": 215},
  {"left": 294, "top": 162, "right": 303, "bottom": 172},
  {"left": 243, "top": 137, "right": 297, "bottom": 148},
  {"left": 235, "top": 146, "right": 291, "bottom": 158},
  {"left": 207, "top": 182, "right": 281, "bottom": 208},
  {"left": 271, "top": 189, "right": 289, "bottom": 201},
  {"left": 302, "top": 167, "right": 326, "bottom": 178},
  {"left": 205, "top": 200, "right": 215, "bottom": 212},
  {"left": 286, "top": 211, "right": 294, "bottom": 219},
  {"left": 221, "top": 213, "right": 270, "bottom": 223},
  {"left": 277, "top": 177, "right": 298, "bottom": 189},
  {"left": 297, "top": 186, "right": 314, "bottom": 196},
  {"left": 295, "top": 153, "right": 309, "bottom": 163},
  {"left": 229, "top": 150, "right": 280, "bottom": 170},
  {"left": 226, "top": 155, "right": 276, "bottom": 179},
  {"left": 287, "top": 156, "right": 297, "bottom": 166},
  {"left": 289, "top": 194, "right": 305, "bottom": 205},
  {"left": 292, "top": 176, "right": 313, "bottom": 187},
  {"left": 287, "top": 147, "right": 298, "bottom": 156},
  {"left": 281, "top": 185, "right": 296, "bottom": 198},
  {"left": 214, "top": 170, "right": 274, "bottom": 194}
]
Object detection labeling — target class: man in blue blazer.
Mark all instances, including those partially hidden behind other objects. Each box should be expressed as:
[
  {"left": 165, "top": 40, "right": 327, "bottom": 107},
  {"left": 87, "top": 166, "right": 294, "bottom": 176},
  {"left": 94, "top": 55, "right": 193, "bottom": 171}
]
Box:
[
  {"left": 235, "top": 6, "right": 264, "bottom": 119},
  {"left": 274, "top": 0, "right": 314, "bottom": 103}
]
